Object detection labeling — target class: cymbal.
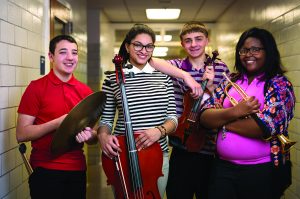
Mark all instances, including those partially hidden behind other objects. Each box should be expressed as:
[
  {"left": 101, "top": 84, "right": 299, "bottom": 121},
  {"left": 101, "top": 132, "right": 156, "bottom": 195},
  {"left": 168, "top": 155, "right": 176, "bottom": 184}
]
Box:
[{"left": 51, "top": 91, "right": 106, "bottom": 156}]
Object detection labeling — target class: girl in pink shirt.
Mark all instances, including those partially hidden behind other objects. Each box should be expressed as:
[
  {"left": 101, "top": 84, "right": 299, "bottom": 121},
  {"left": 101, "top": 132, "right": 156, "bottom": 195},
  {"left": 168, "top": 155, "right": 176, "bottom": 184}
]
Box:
[{"left": 200, "top": 27, "right": 295, "bottom": 199}]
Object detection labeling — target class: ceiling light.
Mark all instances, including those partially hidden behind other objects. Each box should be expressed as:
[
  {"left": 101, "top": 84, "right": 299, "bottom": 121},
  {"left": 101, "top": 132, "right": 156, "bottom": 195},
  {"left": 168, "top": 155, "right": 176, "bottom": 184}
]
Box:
[
  {"left": 146, "top": 9, "right": 181, "bottom": 20},
  {"left": 153, "top": 47, "right": 169, "bottom": 57},
  {"left": 156, "top": 35, "right": 172, "bottom": 42},
  {"left": 163, "top": 35, "right": 172, "bottom": 42}
]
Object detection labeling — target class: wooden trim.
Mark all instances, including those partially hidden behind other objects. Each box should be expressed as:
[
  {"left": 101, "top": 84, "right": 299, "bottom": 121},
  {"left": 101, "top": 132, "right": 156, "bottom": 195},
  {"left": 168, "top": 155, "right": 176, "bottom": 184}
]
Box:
[{"left": 50, "top": 0, "right": 71, "bottom": 38}]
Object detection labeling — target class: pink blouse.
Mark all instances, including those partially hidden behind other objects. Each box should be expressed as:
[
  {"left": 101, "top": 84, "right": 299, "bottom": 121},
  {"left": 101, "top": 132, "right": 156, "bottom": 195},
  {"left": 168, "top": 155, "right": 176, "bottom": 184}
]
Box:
[{"left": 217, "top": 75, "right": 271, "bottom": 165}]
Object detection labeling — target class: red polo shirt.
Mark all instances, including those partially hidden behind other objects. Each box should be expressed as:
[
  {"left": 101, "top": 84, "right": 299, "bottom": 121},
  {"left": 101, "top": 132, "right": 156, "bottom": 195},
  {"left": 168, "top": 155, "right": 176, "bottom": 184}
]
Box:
[{"left": 18, "top": 69, "right": 93, "bottom": 171}]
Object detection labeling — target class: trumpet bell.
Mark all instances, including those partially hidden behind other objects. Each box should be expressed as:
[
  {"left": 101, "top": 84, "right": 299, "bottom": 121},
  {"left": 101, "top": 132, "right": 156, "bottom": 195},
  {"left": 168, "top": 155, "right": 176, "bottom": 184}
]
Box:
[{"left": 277, "top": 134, "right": 296, "bottom": 154}]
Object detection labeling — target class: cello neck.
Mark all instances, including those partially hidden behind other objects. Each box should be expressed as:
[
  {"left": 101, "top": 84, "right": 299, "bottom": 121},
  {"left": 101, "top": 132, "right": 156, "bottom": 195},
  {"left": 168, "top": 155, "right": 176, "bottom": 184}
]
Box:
[{"left": 112, "top": 55, "right": 143, "bottom": 191}]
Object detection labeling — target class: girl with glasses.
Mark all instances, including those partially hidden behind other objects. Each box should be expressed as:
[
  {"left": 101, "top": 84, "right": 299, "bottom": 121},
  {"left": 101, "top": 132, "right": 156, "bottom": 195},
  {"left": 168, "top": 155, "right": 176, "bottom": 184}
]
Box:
[
  {"left": 200, "top": 27, "right": 295, "bottom": 199},
  {"left": 97, "top": 24, "right": 177, "bottom": 198}
]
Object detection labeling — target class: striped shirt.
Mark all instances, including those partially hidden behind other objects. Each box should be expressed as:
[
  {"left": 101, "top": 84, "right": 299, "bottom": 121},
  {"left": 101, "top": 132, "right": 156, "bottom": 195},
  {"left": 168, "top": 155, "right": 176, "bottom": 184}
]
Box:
[
  {"left": 169, "top": 55, "right": 229, "bottom": 155},
  {"left": 100, "top": 62, "right": 177, "bottom": 152}
]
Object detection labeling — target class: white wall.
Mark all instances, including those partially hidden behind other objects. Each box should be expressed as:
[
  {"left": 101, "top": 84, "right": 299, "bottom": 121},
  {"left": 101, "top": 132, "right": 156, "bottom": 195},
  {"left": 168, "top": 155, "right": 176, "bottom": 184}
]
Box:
[
  {"left": 99, "top": 11, "right": 115, "bottom": 85},
  {"left": 0, "top": 0, "right": 47, "bottom": 198},
  {"left": 66, "top": 0, "right": 88, "bottom": 83}
]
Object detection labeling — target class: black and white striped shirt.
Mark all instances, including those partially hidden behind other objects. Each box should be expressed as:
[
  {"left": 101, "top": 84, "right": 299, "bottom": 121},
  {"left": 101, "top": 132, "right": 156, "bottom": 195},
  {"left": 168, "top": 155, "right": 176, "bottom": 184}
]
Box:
[{"left": 100, "top": 62, "right": 177, "bottom": 152}]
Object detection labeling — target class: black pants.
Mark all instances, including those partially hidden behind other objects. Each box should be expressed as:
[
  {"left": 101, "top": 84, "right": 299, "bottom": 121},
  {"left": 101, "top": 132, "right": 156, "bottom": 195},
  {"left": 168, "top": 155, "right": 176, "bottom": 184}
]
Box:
[
  {"left": 29, "top": 167, "right": 86, "bottom": 199},
  {"left": 208, "top": 158, "right": 280, "bottom": 199},
  {"left": 166, "top": 147, "right": 214, "bottom": 199}
]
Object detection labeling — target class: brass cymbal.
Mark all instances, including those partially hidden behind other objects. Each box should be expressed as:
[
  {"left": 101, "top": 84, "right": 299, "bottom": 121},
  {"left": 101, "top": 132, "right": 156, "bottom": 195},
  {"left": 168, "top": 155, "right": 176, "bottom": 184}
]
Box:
[{"left": 51, "top": 91, "right": 106, "bottom": 156}]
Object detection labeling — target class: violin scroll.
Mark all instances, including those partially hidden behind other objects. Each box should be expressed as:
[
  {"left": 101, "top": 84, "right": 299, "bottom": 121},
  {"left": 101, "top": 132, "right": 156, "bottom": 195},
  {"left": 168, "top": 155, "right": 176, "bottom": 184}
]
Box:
[{"left": 204, "top": 50, "right": 219, "bottom": 67}]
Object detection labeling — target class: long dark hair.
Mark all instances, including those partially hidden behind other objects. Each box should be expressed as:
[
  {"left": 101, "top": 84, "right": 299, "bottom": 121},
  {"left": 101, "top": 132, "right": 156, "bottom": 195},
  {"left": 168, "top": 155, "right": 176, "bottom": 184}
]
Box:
[
  {"left": 118, "top": 24, "right": 155, "bottom": 62},
  {"left": 234, "top": 27, "right": 284, "bottom": 82}
]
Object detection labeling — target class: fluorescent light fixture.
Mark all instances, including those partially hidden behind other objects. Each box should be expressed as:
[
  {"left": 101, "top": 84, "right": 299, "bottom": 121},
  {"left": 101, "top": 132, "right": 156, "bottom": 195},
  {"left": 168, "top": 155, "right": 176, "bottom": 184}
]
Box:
[
  {"left": 163, "top": 35, "right": 172, "bottom": 42},
  {"left": 156, "top": 35, "right": 172, "bottom": 42},
  {"left": 153, "top": 47, "right": 169, "bottom": 57},
  {"left": 156, "top": 35, "right": 162, "bottom": 41},
  {"left": 146, "top": 9, "right": 181, "bottom": 20}
]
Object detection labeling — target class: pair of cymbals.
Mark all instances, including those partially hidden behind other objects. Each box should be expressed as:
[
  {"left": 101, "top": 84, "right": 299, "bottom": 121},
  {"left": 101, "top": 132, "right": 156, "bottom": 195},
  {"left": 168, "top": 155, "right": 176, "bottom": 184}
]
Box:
[{"left": 51, "top": 91, "right": 106, "bottom": 156}]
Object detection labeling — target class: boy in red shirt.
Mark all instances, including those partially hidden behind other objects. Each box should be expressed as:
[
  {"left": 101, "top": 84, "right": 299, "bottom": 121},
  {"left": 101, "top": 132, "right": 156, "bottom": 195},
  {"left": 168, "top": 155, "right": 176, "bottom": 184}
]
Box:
[{"left": 16, "top": 35, "right": 97, "bottom": 199}]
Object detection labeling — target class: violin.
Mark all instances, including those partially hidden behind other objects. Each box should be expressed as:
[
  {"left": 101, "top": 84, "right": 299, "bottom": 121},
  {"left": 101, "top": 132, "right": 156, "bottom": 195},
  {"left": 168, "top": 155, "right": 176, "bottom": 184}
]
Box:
[
  {"left": 101, "top": 55, "right": 163, "bottom": 199},
  {"left": 169, "top": 50, "right": 219, "bottom": 152}
]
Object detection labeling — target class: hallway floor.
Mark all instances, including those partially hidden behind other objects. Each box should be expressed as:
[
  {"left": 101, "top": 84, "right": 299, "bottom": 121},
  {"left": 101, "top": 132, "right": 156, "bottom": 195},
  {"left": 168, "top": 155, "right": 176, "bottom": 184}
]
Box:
[{"left": 86, "top": 154, "right": 115, "bottom": 199}]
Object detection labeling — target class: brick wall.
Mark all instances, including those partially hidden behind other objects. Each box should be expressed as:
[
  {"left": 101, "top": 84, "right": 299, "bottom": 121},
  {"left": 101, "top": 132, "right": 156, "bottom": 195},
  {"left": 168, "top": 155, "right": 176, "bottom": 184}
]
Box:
[{"left": 0, "top": 0, "right": 46, "bottom": 198}]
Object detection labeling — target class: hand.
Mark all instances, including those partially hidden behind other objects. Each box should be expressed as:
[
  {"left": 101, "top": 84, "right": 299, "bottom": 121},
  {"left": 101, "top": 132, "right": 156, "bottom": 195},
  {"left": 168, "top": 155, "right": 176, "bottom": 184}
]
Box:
[
  {"left": 75, "top": 127, "right": 95, "bottom": 143},
  {"left": 98, "top": 132, "right": 121, "bottom": 158},
  {"left": 183, "top": 72, "right": 203, "bottom": 98},
  {"left": 135, "top": 128, "right": 161, "bottom": 151},
  {"left": 234, "top": 96, "right": 261, "bottom": 118},
  {"left": 203, "top": 65, "right": 215, "bottom": 92}
]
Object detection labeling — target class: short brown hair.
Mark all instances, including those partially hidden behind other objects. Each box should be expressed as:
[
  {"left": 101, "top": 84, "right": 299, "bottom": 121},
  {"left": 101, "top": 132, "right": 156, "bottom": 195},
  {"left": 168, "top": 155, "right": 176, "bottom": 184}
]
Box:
[
  {"left": 49, "top": 35, "right": 77, "bottom": 54},
  {"left": 179, "top": 21, "right": 208, "bottom": 40}
]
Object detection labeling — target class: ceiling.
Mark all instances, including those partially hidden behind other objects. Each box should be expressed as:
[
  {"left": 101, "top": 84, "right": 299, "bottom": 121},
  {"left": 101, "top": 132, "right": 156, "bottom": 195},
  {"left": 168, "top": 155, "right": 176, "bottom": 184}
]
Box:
[
  {"left": 86, "top": 0, "right": 300, "bottom": 59},
  {"left": 88, "top": 0, "right": 236, "bottom": 23},
  {"left": 87, "top": 0, "right": 238, "bottom": 59}
]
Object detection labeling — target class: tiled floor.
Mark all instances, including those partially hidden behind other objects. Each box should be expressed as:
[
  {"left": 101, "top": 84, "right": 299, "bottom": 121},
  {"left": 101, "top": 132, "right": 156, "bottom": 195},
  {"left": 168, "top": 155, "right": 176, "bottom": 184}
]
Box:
[
  {"left": 86, "top": 145, "right": 115, "bottom": 199},
  {"left": 86, "top": 163, "right": 115, "bottom": 199}
]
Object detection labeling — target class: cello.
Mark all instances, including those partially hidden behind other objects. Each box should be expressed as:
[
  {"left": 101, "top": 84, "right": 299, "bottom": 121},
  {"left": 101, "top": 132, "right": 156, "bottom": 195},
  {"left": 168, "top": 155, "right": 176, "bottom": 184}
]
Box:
[
  {"left": 169, "top": 50, "right": 219, "bottom": 152},
  {"left": 101, "top": 55, "right": 163, "bottom": 199}
]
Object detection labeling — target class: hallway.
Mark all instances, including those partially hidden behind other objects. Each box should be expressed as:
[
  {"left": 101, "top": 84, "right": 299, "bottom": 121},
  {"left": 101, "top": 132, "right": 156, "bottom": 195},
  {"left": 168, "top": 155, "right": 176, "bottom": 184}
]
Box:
[{"left": 0, "top": 0, "right": 299, "bottom": 198}]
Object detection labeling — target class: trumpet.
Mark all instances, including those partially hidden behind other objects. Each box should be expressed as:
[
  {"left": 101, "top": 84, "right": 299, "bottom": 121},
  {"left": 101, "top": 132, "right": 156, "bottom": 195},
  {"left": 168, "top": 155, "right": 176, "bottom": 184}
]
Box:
[
  {"left": 223, "top": 72, "right": 296, "bottom": 154},
  {"left": 277, "top": 134, "right": 296, "bottom": 154}
]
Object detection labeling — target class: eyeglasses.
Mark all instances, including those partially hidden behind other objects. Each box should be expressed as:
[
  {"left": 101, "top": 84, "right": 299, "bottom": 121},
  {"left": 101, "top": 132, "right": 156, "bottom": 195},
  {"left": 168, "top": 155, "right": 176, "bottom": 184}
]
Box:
[
  {"left": 130, "top": 42, "right": 155, "bottom": 52},
  {"left": 238, "top": 47, "right": 265, "bottom": 56}
]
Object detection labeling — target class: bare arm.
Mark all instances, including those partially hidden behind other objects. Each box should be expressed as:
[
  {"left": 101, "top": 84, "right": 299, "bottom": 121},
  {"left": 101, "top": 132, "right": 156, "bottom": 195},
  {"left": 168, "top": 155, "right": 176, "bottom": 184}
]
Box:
[
  {"left": 150, "top": 57, "right": 202, "bottom": 97},
  {"left": 16, "top": 113, "right": 66, "bottom": 142},
  {"left": 225, "top": 118, "right": 264, "bottom": 138},
  {"left": 200, "top": 96, "right": 261, "bottom": 129},
  {"left": 135, "top": 119, "right": 177, "bottom": 151}
]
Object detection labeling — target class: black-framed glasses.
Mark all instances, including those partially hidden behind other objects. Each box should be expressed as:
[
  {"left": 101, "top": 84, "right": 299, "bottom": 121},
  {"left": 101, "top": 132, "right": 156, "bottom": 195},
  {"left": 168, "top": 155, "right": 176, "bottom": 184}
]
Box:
[
  {"left": 239, "top": 47, "right": 265, "bottom": 56},
  {"left": 130, "top": 42, "right": 155, "bottom": 52}
]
